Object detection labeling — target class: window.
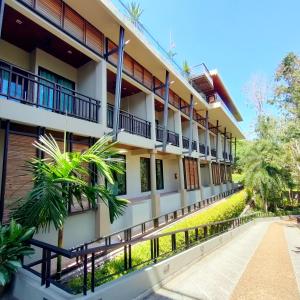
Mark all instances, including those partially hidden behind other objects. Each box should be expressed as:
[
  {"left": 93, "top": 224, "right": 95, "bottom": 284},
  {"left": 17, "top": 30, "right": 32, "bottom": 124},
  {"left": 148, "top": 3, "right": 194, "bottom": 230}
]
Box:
[
  {"left": 140, "top": 157, "right": 151, "bottom": 192},
  {"left": 106, "top": 155, "right": 127, "bottom": 196},
  {"left": 156, "top": 159, "right": 164, "bottom": 190},
  {"left": 140, "top": 158, "right": 164, "bottom": 192},
  {"left": 38, "top": 67, "right": 75, "bottom": 113},
  {"left": 183, "top": 157, "right": 199, "bottom": 191}
]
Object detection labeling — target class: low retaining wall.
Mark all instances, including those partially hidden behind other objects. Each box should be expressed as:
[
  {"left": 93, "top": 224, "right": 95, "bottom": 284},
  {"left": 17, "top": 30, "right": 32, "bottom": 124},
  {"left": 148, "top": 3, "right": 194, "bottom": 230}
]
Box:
[{"left": 11, "top": 219, "right": 262, "bottom": 300}]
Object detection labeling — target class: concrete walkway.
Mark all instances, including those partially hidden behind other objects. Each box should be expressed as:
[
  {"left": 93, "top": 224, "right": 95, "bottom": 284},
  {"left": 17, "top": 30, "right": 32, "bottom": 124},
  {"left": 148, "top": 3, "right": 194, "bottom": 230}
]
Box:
[{"left": 144, "top": 220, "right": 300, "bottom": 300}]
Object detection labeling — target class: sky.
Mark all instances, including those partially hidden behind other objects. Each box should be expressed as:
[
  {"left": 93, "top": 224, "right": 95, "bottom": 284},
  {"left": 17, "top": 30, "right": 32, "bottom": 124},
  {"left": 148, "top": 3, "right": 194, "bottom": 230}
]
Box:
[{"left": 124, "top": 0, "right": 300, "bottom": 139}]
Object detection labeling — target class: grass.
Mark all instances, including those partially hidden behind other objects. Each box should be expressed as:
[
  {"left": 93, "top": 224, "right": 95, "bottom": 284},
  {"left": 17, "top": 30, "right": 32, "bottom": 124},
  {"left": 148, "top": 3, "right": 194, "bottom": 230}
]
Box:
[{"left": 68, "top": 190, "right": 248, "bottom": 294}]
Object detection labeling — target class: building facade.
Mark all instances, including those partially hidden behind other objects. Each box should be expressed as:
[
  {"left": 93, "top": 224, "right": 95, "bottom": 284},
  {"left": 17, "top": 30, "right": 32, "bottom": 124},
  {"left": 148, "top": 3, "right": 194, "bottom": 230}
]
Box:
[{"left": 0, "top": 0, "right": 244, "bottom": 247}]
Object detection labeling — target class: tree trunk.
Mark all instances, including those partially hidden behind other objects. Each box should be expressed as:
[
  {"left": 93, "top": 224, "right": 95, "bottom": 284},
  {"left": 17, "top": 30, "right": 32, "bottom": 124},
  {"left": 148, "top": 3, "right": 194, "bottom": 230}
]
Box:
[
  {"left": 56, "top": 226, "right": 64, "bottom": 280},
  {"left": 264, "top": 201, "right": 268, "bottom": 213}
]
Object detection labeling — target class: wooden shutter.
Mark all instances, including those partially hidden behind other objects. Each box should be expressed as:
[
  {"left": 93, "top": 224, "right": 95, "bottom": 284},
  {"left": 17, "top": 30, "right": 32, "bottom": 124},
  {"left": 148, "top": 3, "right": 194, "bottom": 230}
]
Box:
[
  {"left": 36, "top": 0, "right": 62, "bottom": 26},
  {"left": 85, "top": 23, "right": 104, "bottom": 55},
  {"left": 143, "top": 69, "right": 152, "bottom": 89},
  {"left": 4, "top": 134, "right": 36, "bottom": 223},
  {"left": 64, "top": 6, "right": 85, "bottom": 42},
  {"left": 107, "top": 40, "right": 118, "bottom": 65},
  {"left": 133, "top": 61, "right": 143, "bottom": 83},
  {"left": 123, "top": 53, "right": 134, "bottom": 76}
]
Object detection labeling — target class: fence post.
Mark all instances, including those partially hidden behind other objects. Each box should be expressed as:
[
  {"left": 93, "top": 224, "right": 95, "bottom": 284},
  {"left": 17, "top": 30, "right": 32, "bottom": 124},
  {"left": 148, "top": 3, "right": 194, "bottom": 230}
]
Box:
[
  {"left": 45, "top": 250, "right": 51, "bottom": 288},
  {"left": 83, "top": 254, "right": 88, "bottom": 296},
  {"left": 91, "top": 253, "right": 95, "bottom": 293}
]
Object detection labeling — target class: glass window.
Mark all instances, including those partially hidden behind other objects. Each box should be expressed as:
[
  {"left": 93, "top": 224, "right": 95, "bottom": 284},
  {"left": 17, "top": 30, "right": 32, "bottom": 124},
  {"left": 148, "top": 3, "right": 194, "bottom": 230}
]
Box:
[
  {"left": 106, "top": 155, "right": 127, "bottom": 196},
  {"left": 140, "top": 157, "right": 151, "bottom": 192},
  {"left": 156, "top": 159, "right": 164, "bottom": 190}
]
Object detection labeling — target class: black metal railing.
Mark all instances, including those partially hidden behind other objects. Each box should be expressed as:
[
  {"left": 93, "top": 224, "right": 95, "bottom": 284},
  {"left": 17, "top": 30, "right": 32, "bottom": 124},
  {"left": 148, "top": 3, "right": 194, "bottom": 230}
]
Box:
[
  {"left": 229, "top": 154, "right": 233, "bottom": 161},
  {"left": 223, "top": 152, "right": 228, "bottom": 160},
  {"left": 156, "top": 125, "right": 179, "bottom": 147},
  {"left": 107, "top": 104, "right": 151, "bottom": 139},
  {"left": 23, "top": 187, "right": 252, "bottom": 296},
  {"left": 211, "top": 148, "right": 217, "bottom": 157},
  {"left": 182, "top": 136, "right": 189, "bottom": 149},
  {"left": 0, "top": 60, "right": 100, "bottom": 122},
  {"left": 199, "top": 143, "right": 206, "bottom": 154}
]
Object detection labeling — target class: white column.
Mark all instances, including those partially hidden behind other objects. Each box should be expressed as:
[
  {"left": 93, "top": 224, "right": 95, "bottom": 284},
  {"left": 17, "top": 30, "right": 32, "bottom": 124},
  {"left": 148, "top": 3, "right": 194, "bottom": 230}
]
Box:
[
  {"left": 197, "top": 158, "right": 204, "bottom": 201},
  {"left": 178, "top": 155, "right": 187, "bottom": 207},
  {"left": 208, "top": 161, "right": 214, "bottom": 196},
  {"left": 146, "top": 93, "right": 156, "bottom": 142},
  {"left": 150, "top": 150, "right": 160, "bottom": 218},
  {"left": 96, "top": 59, "right": 107, "bottom": 126},
  {"left": 174, "top": 110, "right": 183, "bottom": 148}
]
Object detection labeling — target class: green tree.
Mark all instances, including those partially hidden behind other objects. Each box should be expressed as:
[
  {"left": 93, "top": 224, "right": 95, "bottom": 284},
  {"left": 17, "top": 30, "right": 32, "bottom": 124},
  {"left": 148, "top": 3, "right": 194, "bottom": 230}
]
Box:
[
  {"left": 11, "top": 134, "right": 128, "bottom": 277},
  {"left": 127, "top": 2, "right": 143, "bottom": 27}
]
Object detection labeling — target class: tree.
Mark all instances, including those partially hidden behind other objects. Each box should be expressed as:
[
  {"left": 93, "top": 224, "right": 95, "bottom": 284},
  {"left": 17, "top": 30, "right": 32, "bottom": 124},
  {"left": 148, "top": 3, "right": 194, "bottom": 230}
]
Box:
[
  {"left": 127, "top": 2, "right": 143, "bottom": 27},
  {"left": 182, "top": 60, "right": 191, "bottom": 79},
  {"left": 11, "top": 134, "right": 128, "bottom": 277}
]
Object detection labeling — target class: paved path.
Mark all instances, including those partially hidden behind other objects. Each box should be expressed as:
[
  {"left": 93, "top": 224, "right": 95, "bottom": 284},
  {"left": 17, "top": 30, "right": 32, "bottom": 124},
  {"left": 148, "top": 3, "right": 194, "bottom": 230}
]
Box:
[{"left": 144, "top": 220, "right": 300, "bottom": 300}]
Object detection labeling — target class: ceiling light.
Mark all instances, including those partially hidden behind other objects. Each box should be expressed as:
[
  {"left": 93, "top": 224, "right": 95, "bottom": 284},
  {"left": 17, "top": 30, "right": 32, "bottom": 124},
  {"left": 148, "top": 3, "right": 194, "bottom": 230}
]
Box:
[
  {"left": 125, "top": 39, "right": 130, "bottom": 45},
  {"left": 67, "top": 50, "right": 72, "bottom": 55},
  {"left": 170, "top": 80, "right": 175, "bottom": 85},
  {"left": 16, "top": 19, "right": 23, "bottom": 25}
]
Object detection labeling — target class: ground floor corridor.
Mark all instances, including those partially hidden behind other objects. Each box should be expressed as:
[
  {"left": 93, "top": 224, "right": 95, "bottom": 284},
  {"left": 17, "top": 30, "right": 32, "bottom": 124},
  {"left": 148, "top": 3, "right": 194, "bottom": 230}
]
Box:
[{"left": 145, "top": 219, "right": 300, "bottom": 300}]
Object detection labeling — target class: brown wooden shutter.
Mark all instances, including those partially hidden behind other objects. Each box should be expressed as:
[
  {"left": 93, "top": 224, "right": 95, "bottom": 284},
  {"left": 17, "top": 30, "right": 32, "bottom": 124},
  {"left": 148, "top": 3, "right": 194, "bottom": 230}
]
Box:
[
  {"left": 123, "top": 53, "right": 134, "bottom": 76},
  {"left": 64, "top": 6, "right": 85, "bottom": 42},
  {"left": 85, "top": 23, "right": 104, "bottom": 55},
  {"left": 4, "top": 134, "right": 36, "bottom": 223},
  {"left": 143, "top": 69, "right": 152, "bottom": 90},
  {"left": 133, "top": 61, "right": 143, "bottom": 83},
  {"left": 107, "top": 40, "right": 118, "bottom": 65},
  {"left": 36, "top": 0, "right": 63, "bottom": 26}
]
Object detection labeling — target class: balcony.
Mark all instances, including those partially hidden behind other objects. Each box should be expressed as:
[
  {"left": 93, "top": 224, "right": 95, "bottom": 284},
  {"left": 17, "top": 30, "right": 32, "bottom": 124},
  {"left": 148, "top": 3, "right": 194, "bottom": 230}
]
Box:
[
  {"left": 182, "top": 136, "right": 197, "bottom": 151},
  {"left": 199, "top": 144, "right": 210, "bottom": 156},
  {"left": 223, "top": 152, "right": 228, "bottom": 160},
  {"left": 0, "top": 60, "right": 100, "bottom": 122},
  {"left": 107, "top": 104, "right": 151, "bottom": 139},
  {"left": 156, "top": 125, "right": 179, "bottom": 147},
  {"left": 229, "top": 154, "right": 233, "bottom": 162},
  {"left": 211, "top": 148, "right": 217, "bottom": 157}
]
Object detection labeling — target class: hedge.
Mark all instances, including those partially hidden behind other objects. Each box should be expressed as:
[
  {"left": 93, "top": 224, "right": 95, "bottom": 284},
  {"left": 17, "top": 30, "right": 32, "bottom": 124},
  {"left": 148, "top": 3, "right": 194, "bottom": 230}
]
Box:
[{"left": 68, "top": 190, "right": 247, "bottom": 293}]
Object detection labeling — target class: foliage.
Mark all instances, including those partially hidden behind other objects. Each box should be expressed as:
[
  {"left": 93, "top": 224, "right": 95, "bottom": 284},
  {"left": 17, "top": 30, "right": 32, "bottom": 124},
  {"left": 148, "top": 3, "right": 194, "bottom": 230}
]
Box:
[
  {"left": 127, "top": 1, "right": 143, "bottom": 27},
  {"left": 68, "top": 190, "right": 247, "bottom": 293},
  {"left": 182, "top": 60, "right": 191, "bottom": 78},
  {"left": 0, "top": 220, "right": 35, "bottom": 286},
  {"left": 12, "top": 134, "right": 128, "bottom": 231}
]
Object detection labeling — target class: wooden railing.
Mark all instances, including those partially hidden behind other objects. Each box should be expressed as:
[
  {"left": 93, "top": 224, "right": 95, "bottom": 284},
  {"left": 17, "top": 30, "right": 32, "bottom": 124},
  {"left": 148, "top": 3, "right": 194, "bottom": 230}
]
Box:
[
  {"left": 0, "top": 60, "right": 100, "bottom": 122},
  {"left": 156, "top": 125, "right": 179, "bottom": 147},
  {"left": 18, "top": 0, "right": 104, "bottom": 56},
  {"left": 107, "top": 104, "right": 151, "bottom": 139}
]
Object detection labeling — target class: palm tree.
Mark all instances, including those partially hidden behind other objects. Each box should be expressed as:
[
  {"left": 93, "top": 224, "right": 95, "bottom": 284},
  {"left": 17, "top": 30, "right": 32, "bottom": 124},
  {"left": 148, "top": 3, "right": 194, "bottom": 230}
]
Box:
[
  {"left": 11, "top": 134, "right": 128, "bottom": 277},
  {"left": 127, "top": 2, "right": 143, "bottom": 27},
  {"left": 182, "top": 60, "right": 191, "bottom": 79}
]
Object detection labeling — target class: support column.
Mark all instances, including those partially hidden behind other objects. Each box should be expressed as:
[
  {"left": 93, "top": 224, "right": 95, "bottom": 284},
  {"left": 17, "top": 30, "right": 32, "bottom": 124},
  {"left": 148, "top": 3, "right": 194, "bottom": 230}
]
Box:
[
  {"left": 188, "top": 95, "right": 194, "bottom": 155},
  {"left": 223, "top": 127, "right": 227, "bottom": 162},
  {"left": 97, "top": 59, "right": 107, "bottom": 127},
  {"left": 208, "top": 161, "right": 214, "bottom": 196},
  {"left": 0, "top": 0, "right": 5, "bottom": 38},
  {"left": 218, "top": 162, "right": 224, "bottom": 194},
  {"left": 150, "top": 150, "right": 160, "bottom": 218},
  {"left": 95, "top": 175, "right": 112, "bottom": 237},
  {"left": 178, "top": 155, "right": 187, "bottom": 207},
  {"left": 146, "top": 93, "right": 156, "bottom": 142},
  {"left": 204, "top": 110, "right": 209, "bottom": 159},
  {"left": 197, "top": 158, "right": 204, "bottom": 201},
  {"left": 0, "top": 120, "right": 9, "bottom": 223},
  {"left": 174, "top": 110, "right": 182, "bottom": 148},
  {"left": 162, "top": 71, "right": 170, "bottom": 152},
  {"left": 112, "top": 26, "right": 125, "bottom": 141}
]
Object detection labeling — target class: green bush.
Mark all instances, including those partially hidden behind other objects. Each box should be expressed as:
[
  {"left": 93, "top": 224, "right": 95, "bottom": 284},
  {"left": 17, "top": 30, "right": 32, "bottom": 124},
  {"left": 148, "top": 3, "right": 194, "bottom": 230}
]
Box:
[{"left": 68, "top": 190, "right": 247, "bottom": 293}]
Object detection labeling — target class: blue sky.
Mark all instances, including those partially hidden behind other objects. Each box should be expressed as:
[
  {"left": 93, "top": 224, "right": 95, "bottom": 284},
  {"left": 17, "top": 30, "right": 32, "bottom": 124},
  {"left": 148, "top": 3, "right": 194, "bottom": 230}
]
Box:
[{"left": 126, "top": 0, "right": 300, "bottom": 138}]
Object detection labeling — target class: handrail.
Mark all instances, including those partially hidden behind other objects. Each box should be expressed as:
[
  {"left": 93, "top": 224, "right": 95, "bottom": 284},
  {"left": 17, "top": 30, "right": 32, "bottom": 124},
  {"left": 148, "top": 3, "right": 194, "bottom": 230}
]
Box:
[{"left": 0, "top": 59, "right": 101, "bottom": 123}]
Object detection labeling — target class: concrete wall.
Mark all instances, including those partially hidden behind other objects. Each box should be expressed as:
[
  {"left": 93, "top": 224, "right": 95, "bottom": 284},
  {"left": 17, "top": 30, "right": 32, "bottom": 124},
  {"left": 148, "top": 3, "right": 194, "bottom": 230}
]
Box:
[
  {"left": 202, "top": 186, "right": 212, "bottom": 199},
  {"left": 121, "top": 92, "right": 147, "bottom": 120},
  {"left": 200, "top": 165, "right": 211, "bottom": 187},
  {"left": 160, "top": 192, "right": 181, "bottom": 215},
  {"left": 187, "top": 190, "right": 201, "bottom": 205}
]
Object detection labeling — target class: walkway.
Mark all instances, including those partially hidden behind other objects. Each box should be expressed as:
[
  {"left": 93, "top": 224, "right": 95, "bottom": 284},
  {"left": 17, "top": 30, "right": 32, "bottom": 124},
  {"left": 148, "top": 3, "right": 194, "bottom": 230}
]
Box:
[{"left": 144, "top": 219, "right": 300, "bottom": 300}]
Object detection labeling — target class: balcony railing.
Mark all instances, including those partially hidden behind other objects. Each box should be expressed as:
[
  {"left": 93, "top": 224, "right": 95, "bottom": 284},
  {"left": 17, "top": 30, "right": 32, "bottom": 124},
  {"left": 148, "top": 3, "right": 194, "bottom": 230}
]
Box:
[
  {"left": 199, "top": 144, "right": 210, "bottom": 156},
  {"left": 156, "top": 125, "right": 179, "bottom": 147},
  {"left": 0, "top": 60, "right": 100, "bottom": 122},
  {"left": 229, "top": 154, "right": 233, "bottom": 161},
  {"left": 211, "top": 148, "right": 217, "bottom": 157},
  {"left": 223, "top": 152, "right": 228, "bottom": 160},
  {"left": 107, "top": 104, "right": 151, "bottom": 139},
  {"left": 182, "top": 136, "right": 197, "bottom": 151}
]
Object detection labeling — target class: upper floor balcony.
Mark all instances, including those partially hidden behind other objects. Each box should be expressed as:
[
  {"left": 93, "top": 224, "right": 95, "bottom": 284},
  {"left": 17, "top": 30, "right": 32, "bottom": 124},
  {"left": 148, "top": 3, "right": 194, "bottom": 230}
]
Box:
[
  {"left": 156, "top": 125, "right": 179, "bottom": 147},
  {"left": 0, "top": 59, "right": 100, "bottom": 123},
  {"left": 107, "top": 103, "right": 151, "bottom": 139}
]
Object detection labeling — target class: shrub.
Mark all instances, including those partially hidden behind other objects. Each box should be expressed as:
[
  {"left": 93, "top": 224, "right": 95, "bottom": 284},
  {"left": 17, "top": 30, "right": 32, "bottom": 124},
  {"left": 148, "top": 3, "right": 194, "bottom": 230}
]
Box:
[{"left": 68, "top": 190, "right": 247, "bottom": 293}]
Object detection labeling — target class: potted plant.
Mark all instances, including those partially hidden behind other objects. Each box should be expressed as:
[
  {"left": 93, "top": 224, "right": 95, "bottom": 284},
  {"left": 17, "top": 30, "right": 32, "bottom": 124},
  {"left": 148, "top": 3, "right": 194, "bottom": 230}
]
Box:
[
  {"left": 0, "top": 220, "right": 35, "bottom": 295},
  {"left": 182, "top": 60, "right": 191, "bottom": 79}
]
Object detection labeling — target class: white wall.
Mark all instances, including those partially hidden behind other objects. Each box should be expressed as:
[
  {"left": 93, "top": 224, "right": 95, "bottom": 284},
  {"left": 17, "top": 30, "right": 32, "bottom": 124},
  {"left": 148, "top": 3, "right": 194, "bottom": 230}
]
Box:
[
  {"left": 121, "top": 92, "right": 147, "bottom": 120},
  {"left": 200, "top": 165, "right": 211, "bottom": 186},
  {"left": 160, "top": 192, "right": 181, "bottom": 214},
  {"left": 0, "top": 39, "right": 31, "bottom": 70}
]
